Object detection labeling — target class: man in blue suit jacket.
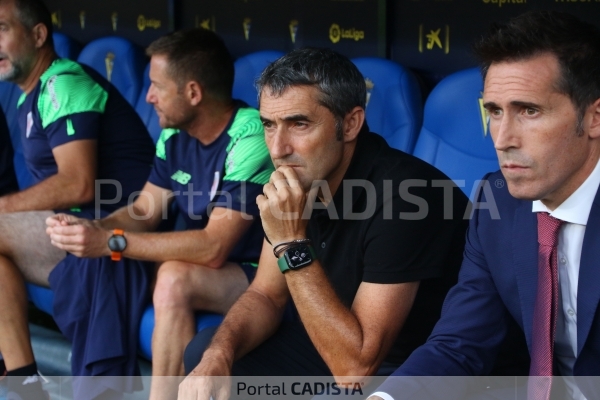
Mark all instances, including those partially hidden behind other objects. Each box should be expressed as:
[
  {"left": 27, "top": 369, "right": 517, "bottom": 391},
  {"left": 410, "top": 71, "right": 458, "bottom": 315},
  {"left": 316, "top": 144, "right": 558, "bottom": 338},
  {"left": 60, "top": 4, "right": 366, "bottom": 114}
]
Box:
[{"left": 371, "top": 10, "right": 600, "bottom": 400}]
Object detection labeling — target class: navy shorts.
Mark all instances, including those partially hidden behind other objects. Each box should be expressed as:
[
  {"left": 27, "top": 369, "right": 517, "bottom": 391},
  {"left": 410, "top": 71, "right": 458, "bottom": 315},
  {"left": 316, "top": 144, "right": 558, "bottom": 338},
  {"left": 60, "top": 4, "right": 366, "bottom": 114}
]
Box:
[{"left": 239, "top": 262, "right": 257, "bottom": 283}]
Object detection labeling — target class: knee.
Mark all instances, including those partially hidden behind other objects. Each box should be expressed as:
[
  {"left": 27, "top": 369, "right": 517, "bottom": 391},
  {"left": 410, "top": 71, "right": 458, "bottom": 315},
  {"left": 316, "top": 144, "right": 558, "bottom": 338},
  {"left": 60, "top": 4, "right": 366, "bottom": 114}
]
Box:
[{"left": 153, "top": 261, "right": 195, "bottom": 310}]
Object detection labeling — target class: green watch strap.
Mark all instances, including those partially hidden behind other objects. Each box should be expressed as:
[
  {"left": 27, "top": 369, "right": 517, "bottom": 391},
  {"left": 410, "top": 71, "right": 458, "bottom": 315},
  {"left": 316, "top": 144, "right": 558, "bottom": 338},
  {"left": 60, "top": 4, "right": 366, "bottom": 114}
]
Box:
[
  {"left": 277, "top": 255, "right": 290, "bottom": 273},
  {"left": 277, "top": 244, "right": 317, "bottom": 273}
]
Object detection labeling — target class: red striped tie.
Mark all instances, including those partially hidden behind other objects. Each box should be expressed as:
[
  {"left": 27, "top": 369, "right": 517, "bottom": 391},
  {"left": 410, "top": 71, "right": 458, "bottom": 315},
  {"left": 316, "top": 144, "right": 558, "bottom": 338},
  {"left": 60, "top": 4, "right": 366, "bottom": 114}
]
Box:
[{"left": 528, "top": 212, "right": 564, "bottom": 400}]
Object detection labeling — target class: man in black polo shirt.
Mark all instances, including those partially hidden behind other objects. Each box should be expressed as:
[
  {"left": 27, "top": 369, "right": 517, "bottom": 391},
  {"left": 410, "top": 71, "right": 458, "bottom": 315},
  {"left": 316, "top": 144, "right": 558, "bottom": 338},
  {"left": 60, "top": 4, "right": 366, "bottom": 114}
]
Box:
[{"left": 179, "top": 48, "right": 469, "bottom": 399}]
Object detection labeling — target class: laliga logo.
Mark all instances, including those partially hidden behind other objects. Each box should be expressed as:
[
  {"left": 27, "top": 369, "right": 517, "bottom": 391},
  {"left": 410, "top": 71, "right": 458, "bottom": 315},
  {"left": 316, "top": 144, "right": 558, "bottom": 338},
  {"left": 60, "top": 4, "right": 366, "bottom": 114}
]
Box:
[
  {"left": 289, "top": 20, "right": 299, "bottom": 44},
  {"left": 329, "top": 23, "right": 365, "bottom": 44},
  {"left": 243, "top": 18, "right": 252, "bottom": 41},
  {"left": 329, "top": 24, "right": 341, "bottom": 44},
  {"left": 111, "top": 12, "right": 118, "bottom": 32},
  {"left": 79, "top": 11, "right": 85, "bottom": 29},
  {"left": 138, "top": 15, "right": 162, "bottom": 32},
  {"left": 105, "top": 52, "right": 115, "bottom": 83}
]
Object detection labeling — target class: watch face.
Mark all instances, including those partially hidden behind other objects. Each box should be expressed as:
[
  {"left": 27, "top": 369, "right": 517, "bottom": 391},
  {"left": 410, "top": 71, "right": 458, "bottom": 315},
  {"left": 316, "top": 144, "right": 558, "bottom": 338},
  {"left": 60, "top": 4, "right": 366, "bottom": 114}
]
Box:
[
  {"left": 285, "top": 245, "right": 313, "bottom": 269},
  {"left": 108, "top": 235, "right": 127, "bottom": 252}
]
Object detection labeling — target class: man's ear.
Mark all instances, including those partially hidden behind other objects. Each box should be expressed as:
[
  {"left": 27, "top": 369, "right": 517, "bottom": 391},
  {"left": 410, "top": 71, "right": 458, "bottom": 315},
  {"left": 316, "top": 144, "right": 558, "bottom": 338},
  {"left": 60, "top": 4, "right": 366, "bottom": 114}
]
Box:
[
  {"left": 32, "top": 23, "right": 48, "bottom": 49},
  {"left": 342, "top": 106, "right": 365, "bottom": 143},
  {"left": 588, "top": 98, "right": 600, "bottom": 139},
  {"left": 186, "top": 81, "right": 203, "bottom": 106}
]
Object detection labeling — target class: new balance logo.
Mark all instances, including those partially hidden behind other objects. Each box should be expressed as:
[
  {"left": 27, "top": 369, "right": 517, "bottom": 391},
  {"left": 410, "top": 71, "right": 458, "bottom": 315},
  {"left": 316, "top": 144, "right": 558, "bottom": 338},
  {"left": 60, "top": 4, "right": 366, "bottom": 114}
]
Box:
[{"left": 171, "top": 170, "right": 192, "bottom": 185}]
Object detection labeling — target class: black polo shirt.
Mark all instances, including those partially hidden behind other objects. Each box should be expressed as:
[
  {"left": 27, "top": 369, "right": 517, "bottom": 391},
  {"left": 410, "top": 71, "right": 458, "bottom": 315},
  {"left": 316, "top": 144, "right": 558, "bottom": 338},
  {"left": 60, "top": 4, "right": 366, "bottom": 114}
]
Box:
[{"left": 306, "top": 131, "right": 469, "bottom": 364}]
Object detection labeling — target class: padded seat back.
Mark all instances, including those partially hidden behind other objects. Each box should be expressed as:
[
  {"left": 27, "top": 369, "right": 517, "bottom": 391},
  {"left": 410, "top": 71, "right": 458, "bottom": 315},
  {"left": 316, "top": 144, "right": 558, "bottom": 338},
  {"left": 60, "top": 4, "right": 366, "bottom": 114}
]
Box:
[
  {"left": 53, "top": 32, "right": 81, "bottom": 60},
  {"left": 351, "top": 57, "right": 423, "bottom": 153},
  {"left": 412, "top": 68, "right": 498, "bottom": 200},
  {"left": 233, "top": 50, "right": 284, "bottom": 108},
  {"left": 77, "top": 36, "right": 146, "bottom": 106},
  {"left": 135, "top": 63, "right": 162, "bottom": 143}
]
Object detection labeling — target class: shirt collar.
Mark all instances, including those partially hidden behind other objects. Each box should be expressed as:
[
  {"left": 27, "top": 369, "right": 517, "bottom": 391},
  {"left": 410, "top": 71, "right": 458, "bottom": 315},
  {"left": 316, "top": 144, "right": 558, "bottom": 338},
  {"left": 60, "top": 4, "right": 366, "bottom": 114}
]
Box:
[{"left": 532, "top": 158, "right": 600, "bottom": 226}]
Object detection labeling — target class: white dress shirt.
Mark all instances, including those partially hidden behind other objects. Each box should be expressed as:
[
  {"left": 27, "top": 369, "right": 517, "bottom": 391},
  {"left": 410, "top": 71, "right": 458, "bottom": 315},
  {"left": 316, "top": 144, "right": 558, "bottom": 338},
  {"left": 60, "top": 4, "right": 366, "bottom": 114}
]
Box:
[
  {"left": 531, "top": 158, "right": 600, "bottom": 400},
  {"left": 370, "top": 159, "right": 600, "bottom": 400}
]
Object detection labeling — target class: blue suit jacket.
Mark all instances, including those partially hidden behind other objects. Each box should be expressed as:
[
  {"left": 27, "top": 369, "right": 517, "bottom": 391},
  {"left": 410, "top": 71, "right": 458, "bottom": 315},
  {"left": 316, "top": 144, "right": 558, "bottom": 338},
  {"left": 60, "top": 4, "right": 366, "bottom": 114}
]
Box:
[{"left": 376, "top": 171, "right": 600, "bottom": 399}]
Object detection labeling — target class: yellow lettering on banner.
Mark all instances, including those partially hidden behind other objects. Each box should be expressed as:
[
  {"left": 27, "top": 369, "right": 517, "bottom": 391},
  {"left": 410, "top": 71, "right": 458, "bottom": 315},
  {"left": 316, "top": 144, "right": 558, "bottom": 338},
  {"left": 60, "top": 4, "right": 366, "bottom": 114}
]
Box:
[
  {"left": 243, "top": 18, "right": 252, "bottom": 41},
  {"left": 111, "top": 12, "right": 118, "bottom": 32},
  {"left": 51, "top": 11, "right": 62, "bottom": 28},
  {"left": 482, "top": 0, "right": 527, "bottom": 6},
  {"left": 137, "top": 15, "right": 145, "bottom": 31},
  {"left": 329, "top": 24, "right": 365, "bottom": 43},
  {"left": 289, "top": 20, "right": 299, "bottom": 43},
  {"left": 138, "top": 15, "right": 162, "bottom": 32}
]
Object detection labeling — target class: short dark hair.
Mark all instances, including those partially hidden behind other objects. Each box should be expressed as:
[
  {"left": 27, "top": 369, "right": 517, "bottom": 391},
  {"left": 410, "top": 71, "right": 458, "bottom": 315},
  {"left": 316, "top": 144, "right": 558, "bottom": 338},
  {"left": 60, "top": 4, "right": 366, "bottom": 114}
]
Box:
[
  {"left": 146, "top": 28, "right": 234, "bottom": 102},
  {"left": 11, "top": 0, "right": 54, "bottom": 48},
  {"left": 473, "top": 10, "right": 600, "bottom": 132},
  {"left": 256, "top": 47, "right": 366, "bottom": 140}
]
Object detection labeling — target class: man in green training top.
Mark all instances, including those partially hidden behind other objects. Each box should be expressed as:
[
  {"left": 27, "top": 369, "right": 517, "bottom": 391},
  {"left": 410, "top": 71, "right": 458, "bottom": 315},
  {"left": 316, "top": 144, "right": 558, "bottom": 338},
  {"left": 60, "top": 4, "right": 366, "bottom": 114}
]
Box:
[
  {"left": 0, "top": 0, "right": 154, "bottom": 398},
  {"left": 46, "top": 28, "right": 274, "bottom": 400}
]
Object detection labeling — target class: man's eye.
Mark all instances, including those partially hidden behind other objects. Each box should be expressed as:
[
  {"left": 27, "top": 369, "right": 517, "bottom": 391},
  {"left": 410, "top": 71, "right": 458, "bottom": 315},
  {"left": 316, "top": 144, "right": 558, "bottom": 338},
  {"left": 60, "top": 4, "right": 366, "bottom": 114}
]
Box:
[
  {"left": 487, "top": 108, "right": 501, "bottom": 117},
  {"left": 525, "top": 108, "right": 537, "bottom": 115}
]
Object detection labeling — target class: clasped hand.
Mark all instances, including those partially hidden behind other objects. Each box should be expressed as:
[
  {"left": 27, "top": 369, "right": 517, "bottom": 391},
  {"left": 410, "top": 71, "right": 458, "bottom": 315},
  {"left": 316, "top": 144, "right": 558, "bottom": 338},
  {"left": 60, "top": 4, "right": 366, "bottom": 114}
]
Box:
[
  {"left": 256, "top": 166, "right": 311, "bottom": 245},
  {"left": 45, "top": 213, "right": 111, "bottom": 258},
  {"left": 178, "top": 350, "right": 232, "bottom": 400}
]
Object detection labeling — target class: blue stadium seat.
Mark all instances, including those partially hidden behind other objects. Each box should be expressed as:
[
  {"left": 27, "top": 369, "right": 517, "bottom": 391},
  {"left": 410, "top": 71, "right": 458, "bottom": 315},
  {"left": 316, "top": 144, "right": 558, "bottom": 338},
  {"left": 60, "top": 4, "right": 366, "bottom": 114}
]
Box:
[
  {"left": 77, "top": 36, "right": 146, "bottom": 106},
  {"left": 27, "top": 284, "right": 54, "bottom": 315},
  {"left": 26, "top": 283, "right": 224, "bottom": 361},
  {"left": 233, "top": 50, "right": 284, "bottom": 109},
  {"left": 52, "top": 32, "right": 81, "bottom": 60},
  {"left": 138, "top": 307, "right": 223, "bottom": 360},
  {"left": 351, "top": 57, "right": 423, "bottom": 153},
  {"left": 412, "top": 67, "right": 498, "bottom": 200},
  {"left": 135, "top": 63, "right": 162, "bottom": 143}
]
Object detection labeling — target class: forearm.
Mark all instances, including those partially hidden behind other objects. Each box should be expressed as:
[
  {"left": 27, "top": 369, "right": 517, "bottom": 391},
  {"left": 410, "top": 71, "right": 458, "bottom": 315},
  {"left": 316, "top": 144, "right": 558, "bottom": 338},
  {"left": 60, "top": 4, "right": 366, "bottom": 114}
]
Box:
[
  {"left": 0, "top": 173, "right": 94, "bottom": 213},
  {"left": 286, "top": 262, "right": 381, "bottom": 377},
  {"left": 118, "top": 229, "right": 226, "bottom": 266},
  {"left": 96, "top": 204, "right": 161, "bottom": 233},
  {"left": 204, "top": 287, "right": 285, "bottom": 365}
]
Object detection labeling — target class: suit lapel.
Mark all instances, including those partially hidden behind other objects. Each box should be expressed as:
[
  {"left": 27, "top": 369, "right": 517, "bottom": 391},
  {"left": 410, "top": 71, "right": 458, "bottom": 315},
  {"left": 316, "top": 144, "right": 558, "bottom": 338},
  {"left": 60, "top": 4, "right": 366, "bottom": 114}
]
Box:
[
  {"left": 577, "top": 190, "right": 600, "bottom": 356},
  {"left": 513, "top": 201, "right": 539, "bottom": 351}
]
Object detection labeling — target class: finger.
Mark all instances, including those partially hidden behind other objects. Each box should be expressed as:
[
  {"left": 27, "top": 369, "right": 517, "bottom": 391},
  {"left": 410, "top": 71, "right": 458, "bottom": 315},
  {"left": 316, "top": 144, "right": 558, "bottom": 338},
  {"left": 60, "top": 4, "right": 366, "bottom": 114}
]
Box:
[
  {"left": 49, "top": 240, "right": 81, "bottom": 253},
  {"left": 49, "top": 232, "right": 82, "bottom": 247},
  {"left": 45, "top": 214, "right": 63, "bottom": 227},
  {"left": 256, "top": 194, "right": 267, "bottom": 209},
  {"left": 270, "top": 170, "right": 291, "bottom": 190},
  {"left": 50, "top": 224, "right": 83, "bottom": 236},
  {"left": 277, "top": 166, "right": 302, "bottom": 188},
  {"left": 262, "top": 183, "right": 278, "bottom": 200},
  {"left": 177, "top": 379, "right": 191, "bottom": 400}
]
